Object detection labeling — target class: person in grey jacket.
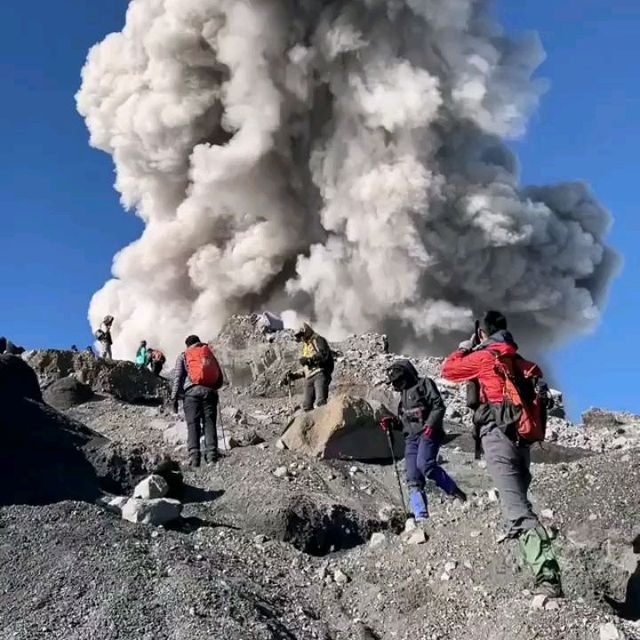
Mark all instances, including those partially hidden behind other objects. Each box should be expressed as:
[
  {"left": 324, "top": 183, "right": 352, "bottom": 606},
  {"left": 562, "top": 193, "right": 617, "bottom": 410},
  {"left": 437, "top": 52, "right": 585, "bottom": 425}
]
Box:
[{"left": 171, "top": 335, "right": 220, "bottom": 467}]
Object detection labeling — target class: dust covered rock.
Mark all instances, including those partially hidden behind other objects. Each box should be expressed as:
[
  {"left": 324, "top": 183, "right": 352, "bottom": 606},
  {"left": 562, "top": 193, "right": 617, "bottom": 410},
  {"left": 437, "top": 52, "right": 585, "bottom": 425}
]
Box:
[
  {"left": 26, "top": 350, "right": 170, "bottom": 404},
  {"left": 281, "top": 394, "right": 404, "bottom": 460},
  {"left": 43, "top": 376, "right": 94, "bottom": 410}
]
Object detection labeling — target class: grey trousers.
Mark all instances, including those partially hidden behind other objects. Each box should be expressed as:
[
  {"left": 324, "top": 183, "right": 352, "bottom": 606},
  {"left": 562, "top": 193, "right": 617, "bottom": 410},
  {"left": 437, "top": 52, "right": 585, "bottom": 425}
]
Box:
[
  {"left": 302, "top": 372, "right": 330, "bottom": 411},
  {"left": 481, "top": 426, "right": 539, "bottom": 536},
  {"left": 100, "top": 343, "right": 112, "bottom": 359}
]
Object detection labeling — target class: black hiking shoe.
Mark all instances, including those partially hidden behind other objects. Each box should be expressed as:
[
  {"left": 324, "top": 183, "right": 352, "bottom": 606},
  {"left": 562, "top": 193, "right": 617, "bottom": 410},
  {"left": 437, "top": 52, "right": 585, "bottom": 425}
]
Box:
[
  {"left": 452, "top": 488, "right": 468, "bottom": 503},
  {"left": 204, "top": 451, "right": 222, "bottom": 465},
  {"left": 188, "top": 454, "right": 201, "bottom": 468}
]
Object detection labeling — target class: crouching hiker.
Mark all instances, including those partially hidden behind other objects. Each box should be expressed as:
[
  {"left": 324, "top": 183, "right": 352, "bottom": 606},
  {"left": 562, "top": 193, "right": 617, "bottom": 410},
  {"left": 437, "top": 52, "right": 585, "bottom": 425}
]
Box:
[
  {"left": 442, "top": 311, "right": 562, "bottom": 597},
  {"left": 281, "top": 323, "right": 334, "bottom": 411},
  {"left": 172, "top": 335, "right": 224, "bottom": 467},
  {"left": 382, "top": 360, "right": 467, "bottom": 524},
  {"left": 148, "top": 349, "right": 166, "bottom": 376}
]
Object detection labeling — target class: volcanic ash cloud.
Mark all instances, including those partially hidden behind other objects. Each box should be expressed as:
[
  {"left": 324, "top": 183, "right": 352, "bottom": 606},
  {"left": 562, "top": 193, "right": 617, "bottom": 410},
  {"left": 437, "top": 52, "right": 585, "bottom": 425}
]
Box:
[{"left": 77, "top": 0, "right": 619, "bottom": 357}]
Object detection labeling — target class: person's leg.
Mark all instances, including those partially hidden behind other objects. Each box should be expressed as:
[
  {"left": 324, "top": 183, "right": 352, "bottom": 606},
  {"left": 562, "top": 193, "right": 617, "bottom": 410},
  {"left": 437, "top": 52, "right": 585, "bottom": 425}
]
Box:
[
  {"left": 314, "top": 372, "right": 329, "bottom": 407},
  {"left": 418, "top": 435, "right": 463, "bottom": 497},
  {"left": 481, "top": 427, "right": 538, "bottom": 536},
  {"left": 405, "top": 436, "right": 428, "bottom": 521},
  {"left": 183, "top": 392, "right": 202, "bottom": 466},
  {"left": 302, "top": 377, "right": 316, "bottom": 411},
  {"left": 202, "top": 390, "right": 219, "bottom": 462}
]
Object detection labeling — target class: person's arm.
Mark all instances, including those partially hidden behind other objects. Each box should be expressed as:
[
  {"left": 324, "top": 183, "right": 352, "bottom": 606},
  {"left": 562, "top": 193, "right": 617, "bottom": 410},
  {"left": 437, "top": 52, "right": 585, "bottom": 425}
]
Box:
[
  {"left": 442, "top": 349, "right": 485, "bottom": 383},
  {"left": 311, "top": 336, "right": 331, "bottom": 367},
  {"left": 171, "top": 354, "right": 186, "bottom": 401},
  {"left": 422, "top": 378, "right": 445, "bottom": 430}
]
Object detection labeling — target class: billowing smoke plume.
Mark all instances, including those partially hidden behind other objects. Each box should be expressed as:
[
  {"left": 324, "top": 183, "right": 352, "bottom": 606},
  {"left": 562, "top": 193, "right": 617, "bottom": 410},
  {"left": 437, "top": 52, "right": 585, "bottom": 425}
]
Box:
[{"left": 77, "top": 0, "right": 619, "bottom": 359}]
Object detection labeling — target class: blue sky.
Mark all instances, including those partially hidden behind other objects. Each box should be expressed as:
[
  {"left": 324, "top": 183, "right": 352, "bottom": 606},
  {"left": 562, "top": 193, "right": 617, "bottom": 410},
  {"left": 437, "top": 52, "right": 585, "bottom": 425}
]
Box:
[{"left": 1, "top": 1, "right": 638, "bottom": 418}]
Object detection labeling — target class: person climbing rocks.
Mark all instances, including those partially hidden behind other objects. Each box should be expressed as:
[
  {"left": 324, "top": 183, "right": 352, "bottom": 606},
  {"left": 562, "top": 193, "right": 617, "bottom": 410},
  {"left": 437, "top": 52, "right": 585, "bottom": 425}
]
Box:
[
  {"left": 0, "top": 337, "right": 25, "bottom": 356},
  {"left": 95, "top": 316, "right": 114, "bottom": 360},
  {"left": 148, "top": 348, "right": 166, "bottom": 376},
  {"left": 382, "top": 360, "right": 467, "bottom": 525},
  {"left": 135, "top": 341, "right": 150, "bottom": 368},
  {"left": 442, "top": 310, "right": 562, "bottom": 598},
  {"left": 171, "top": 335, "right": 224, "bottom": 467},
  {"left": 281, "top": 323, "right": 334, "bottom": 411}
]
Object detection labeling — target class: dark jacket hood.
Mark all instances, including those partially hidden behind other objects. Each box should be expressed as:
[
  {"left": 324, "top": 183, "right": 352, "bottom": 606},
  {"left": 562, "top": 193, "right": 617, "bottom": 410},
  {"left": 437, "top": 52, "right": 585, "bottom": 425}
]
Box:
[{"left": 389, "top": 359, "right": 420, "bottom": 386}]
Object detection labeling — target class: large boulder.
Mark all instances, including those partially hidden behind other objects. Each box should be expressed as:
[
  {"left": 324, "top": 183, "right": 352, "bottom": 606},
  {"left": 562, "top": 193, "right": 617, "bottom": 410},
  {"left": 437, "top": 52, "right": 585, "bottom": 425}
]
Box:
[
  {"left": 281, "top": 394, "right": 404, "bottom": 460},
  {"left": 43, "top": 377, "right": 94, "bottom": 410},
  {"left": 25, "top": 350, "right": 170, "bottom": 404},
  {"left": 0, "top": 354, "right": 42, "bottom": 403}
]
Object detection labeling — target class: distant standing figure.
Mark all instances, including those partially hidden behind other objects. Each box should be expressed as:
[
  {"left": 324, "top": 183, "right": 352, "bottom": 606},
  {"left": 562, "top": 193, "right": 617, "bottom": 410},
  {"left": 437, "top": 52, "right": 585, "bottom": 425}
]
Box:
[
  {"left": 171, "top": 335, "right": 224, "bottom": 467},
  {"left": 95, "top": 316, "right": 114, "bottom": 359},
  {"left": 281, "top": 323, "right": 334, "bottom": 411},
  {"left": 0, "top": 337, "right": 25, "bottom": 356},
  {"left": 135, "top": 340, "right": 149, "bottom": 368},
  {"left": 148, "top": 349, "right": 166, "bottom": 376},
  {"left": 70, "top": 345, "right": 79, "bottom": 353},
  {"left": 85, "top": 346, "right": 96, "bottom": 358}
]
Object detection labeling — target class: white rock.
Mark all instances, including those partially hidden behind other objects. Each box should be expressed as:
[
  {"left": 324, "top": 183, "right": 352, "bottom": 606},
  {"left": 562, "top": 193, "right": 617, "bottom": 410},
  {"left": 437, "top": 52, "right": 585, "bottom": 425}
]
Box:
[
  {"left": 440, "top": 572, "right": 451, "bottom": 581},
  {"left": 404, "top": 518, "right": 417, "bottom": 533},
  {"left": 545, "top": 599, "right": 561, "bottom": 611},
  {"left": 273, "top": 466, "right": 289, "bottom": 478},
  {"left": 487, "top": 488, "right": 499, "bottom": 503},
  {"left": 369, "top": 532, "right": 387, "bottom": 549},
  {"left": 121, "top": 498, "right": 182, "bottom": 526},
  {"left": 444, "top": 561, "right": 457, "bottom": 573},
  {"left": 108, "top": 496, "right": 130, "bottom": 511},
  {"left": 600, "top": 622, "right": 622, "bottom": 640},
  {"left": 406, "top": 529, "right": 428, "bottom": 545},
  {"left": 611, "top": 436, "right": 628, "bottom": 450},
  {"left": 530, "top": 594, "right": 548, "bottom": 610},
  {"left": 133, "top": 475, "right": 169, "bottom": 500},
  {"left": 541, "top": 509, "right": 554, "bottom": 520},
  {"left": 333, "top": 569, "right": 350, "bottom": 586},
  {"left": 275, "top": 439, "right": 286, "bottom": 450}
]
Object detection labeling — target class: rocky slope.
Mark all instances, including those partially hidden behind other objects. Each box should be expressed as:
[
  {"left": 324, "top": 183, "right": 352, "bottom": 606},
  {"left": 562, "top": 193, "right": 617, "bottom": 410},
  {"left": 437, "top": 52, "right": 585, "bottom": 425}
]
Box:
[{"left": 1, "top": 317, "right": 639, "bottom": 640}]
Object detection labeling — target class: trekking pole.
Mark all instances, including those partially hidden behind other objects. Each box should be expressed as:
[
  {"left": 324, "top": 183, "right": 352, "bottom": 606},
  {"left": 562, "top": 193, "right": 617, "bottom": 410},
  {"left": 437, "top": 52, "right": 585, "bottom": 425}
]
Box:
[
  {"left": 287, "top": 378, "right": 294, "bottom": 412},
  {"left": 382, "top": 423, "right": 408, "bottom": 516}
]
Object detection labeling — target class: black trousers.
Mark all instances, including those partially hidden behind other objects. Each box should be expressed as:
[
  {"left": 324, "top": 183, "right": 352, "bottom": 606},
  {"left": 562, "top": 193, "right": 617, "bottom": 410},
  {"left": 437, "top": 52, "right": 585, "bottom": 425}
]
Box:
[{"left": 183, "top": 387, "right": 218, "bottom": 456}]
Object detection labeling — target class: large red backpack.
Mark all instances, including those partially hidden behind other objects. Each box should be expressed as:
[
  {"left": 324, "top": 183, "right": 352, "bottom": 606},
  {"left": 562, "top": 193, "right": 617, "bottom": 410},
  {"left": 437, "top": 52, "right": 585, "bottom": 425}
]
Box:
[
  {"left": 491, "top": 351, "right": 546, "bottom": 443},
  {"left": 185, "top": 344, "right": 222, "bottom": 389}
]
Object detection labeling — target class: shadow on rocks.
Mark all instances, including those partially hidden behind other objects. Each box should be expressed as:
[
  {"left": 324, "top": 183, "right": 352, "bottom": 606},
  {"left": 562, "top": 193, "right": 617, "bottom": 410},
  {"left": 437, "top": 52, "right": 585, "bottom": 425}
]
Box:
[{"left": 604, "top": 534, "right": 640, "bottom": 621}]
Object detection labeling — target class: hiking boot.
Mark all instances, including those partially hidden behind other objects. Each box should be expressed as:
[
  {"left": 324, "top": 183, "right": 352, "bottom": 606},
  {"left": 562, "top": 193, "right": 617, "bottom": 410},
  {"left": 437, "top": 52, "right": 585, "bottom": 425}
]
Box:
[
  {"left": 452, "top": 487, "right": 468, "bottom": 503},
  {"left": 188, "top": 454, "right": 201, "bottom": 468},
  {"left": 204, "top": 451, "right": 222, "bottom": 465},
  {"left": 534, "top": 580, "right": 563, "bottom": 599}
]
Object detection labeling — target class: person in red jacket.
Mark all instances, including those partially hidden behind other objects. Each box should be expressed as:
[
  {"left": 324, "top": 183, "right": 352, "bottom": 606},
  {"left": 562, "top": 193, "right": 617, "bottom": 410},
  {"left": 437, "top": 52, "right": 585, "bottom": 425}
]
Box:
[{"left": 442, "top": 311, "right": 562, "bottom": 597}]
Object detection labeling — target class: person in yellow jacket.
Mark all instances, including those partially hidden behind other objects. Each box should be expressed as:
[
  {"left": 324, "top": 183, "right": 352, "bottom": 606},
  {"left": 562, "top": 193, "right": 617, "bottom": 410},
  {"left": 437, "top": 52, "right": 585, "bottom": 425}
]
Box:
[{"left": 282, "top": 323, "right": 334, "bottom": 411}]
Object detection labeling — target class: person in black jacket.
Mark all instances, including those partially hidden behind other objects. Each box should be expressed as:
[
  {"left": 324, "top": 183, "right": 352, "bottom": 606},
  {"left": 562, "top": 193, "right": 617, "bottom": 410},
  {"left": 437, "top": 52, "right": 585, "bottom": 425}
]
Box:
[{"left": 385, "top": 360, "right": 467, "bottom": 523}]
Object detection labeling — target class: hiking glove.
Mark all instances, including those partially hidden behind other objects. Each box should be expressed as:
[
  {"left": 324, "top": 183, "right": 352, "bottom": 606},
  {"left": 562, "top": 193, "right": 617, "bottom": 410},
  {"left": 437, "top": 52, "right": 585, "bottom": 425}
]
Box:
[
  {"left": 423, "top": 425, "right": 434, "bottom": 439},
  {"left": 458, "top": 339, "right": 474, "bottom": 353},
  {"left": 379, "top": 416, "right": 397, "bottom": 432}
]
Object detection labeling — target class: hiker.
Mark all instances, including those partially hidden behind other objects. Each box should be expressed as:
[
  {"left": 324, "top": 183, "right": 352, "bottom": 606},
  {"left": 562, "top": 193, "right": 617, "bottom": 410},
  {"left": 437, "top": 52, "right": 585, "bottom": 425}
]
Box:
[
  {"left": 71, "top": 345, "right": 79, "bottom": 353},
  {"left": 148, "top": 348, "right": 166, "bottom": 376},
  {"left": 135, "top": 341, "right": 150, "bottom": 368},
  {"left": 95, "top": 316, "right": 114, "bottom": 360},
  {"left": 281, "top": 323, "right": 334, "bottom": 411},
  {"left": 0, "top": 337, "right": 25, "bottom": 356},
  {"left": 86, "top": 346, "right": 96, "bottom": 358},
  {"left": 382, "top": 360, "right": 467, "bottom": 524},
  {"left": 171, "top": 335, "right": 224, "bottom": 467},
  {"left": 442, "top": 310, "right": 562, "bottom": 597}
]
